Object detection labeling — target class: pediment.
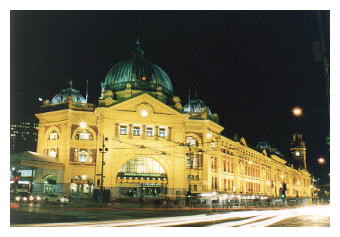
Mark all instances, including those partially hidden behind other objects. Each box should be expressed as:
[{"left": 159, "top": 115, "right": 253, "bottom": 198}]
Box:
[{"left": 98, "top": 93, "right": 186, "bottom": 117}]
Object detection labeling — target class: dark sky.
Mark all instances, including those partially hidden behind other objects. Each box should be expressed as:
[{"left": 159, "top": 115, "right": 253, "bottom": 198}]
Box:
[{"left": 10, "top": 10, "right": 330, "bottom": 183}]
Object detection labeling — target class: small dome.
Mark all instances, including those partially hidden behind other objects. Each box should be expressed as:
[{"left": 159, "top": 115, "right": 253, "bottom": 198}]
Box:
[
  {"left": 103, "top": 39, "right": 173, "bottom": 96},
  {"left": 51, "top": 82, "right": 86, "bottom": 104},
  {"left": 183, "top": 97, "right": 212, "bottom": 115}
]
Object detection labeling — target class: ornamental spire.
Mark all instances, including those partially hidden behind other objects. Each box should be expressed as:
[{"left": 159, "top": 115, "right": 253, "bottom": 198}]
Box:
[{"left": 132, "top": 37, "right": 144, "bottom": 57}]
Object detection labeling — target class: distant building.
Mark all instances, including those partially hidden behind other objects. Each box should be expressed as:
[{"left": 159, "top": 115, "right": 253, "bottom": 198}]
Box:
[
  {"left": 11, "top": 39, "right": 313, "bottom": 205},
  {"left": 10, "top": 121, "right": 38, "bottom": 154}
]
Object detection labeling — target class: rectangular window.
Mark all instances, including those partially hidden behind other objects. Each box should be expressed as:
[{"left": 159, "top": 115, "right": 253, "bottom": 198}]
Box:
[
  {"left": 159, "top": 128, "right": 166, "bottom": 137},
  {"left": 120, "top": 126, "right": 127, "bottom": 135},
  {"left": 146, "top": 127, "right": 153, "bottom": 137},
  {"left": 70, "top": 148, "right": 94, "bottom": 163},
  {"left": 133, "top": 127, "right": 140, "bottom": 136},
  {"left": 193, "top": 185, "right": 197, "bottom": 191}
]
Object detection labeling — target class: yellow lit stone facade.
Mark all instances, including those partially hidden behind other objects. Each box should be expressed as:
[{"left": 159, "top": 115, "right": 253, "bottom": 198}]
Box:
[
  {"left": 34, "top": 40, "right": 312, "bottom": 201},
  {"left": 35, "top": 92, "right": 312, "bottom": 200}
]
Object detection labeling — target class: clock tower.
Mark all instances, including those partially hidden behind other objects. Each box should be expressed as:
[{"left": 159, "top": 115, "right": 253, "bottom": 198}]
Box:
[{"left": 290, "top": 133, "right": 307, "bottom": 169}]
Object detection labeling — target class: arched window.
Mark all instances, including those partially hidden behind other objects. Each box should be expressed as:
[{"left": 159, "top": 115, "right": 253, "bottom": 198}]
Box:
[
  {"left": 75, "top": 129, "right": 93, "bottom": 140},
  {"left": 49, "top": 130, "right": 59, "bottom": 140},
  {"left": 186, "top": 136, "right": 198, "bottom": 147},
  {"left": 118, "top": 157, "right": 165, "bottom": 174}
]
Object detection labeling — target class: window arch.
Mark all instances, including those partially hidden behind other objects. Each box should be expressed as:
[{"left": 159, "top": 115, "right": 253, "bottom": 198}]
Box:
[
  {"left": 185, "top": 133, "right": 202, "bottom": 147},
  {"left": 118, "top": 157, "right": 166, "bottom": 174},
  {"left": 49, "top": 130, "right": 59, "bottom": 140},
  {"left": 75, "top": 129, "right": 93, "bottom": 140},
  {"left": 186, "top": 136, "right": 198, "bottom": 147}
]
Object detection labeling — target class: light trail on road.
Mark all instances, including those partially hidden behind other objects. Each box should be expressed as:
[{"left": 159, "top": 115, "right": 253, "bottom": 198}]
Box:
[{"left": 14, "top": 205, "right": 329, "bottom": 227}]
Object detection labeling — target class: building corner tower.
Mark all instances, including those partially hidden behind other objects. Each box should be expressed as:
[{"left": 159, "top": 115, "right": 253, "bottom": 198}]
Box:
[{"left": 290, "top": 133, "right": 307, "bottom": 170}]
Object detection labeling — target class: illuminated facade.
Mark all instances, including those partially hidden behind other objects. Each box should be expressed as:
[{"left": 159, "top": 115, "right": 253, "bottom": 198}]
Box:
[{"left": 33, "top": 40, "right": 312, "bottom": 202}]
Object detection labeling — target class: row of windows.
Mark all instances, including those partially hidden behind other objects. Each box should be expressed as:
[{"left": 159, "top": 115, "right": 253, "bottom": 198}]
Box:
[
  {"left": 188, "top": 175, "right": 200, "bottom": 180},
  {"left": 48, "top": 125, "right": 170, "bottom": 141},
  {"left": 120, "top": 125, "right": 167, "bottom": 137},
  {"left": 187, "top": 154, "right": 203, "bottom": 168},
  {"left": 223, "top": 159, "right": 234, "bottom": 173},
  {"left": 189, "top": 184, "right": 198, "bottom": 191},
  {"left": 246, "top": 182, "right": 261, "bottom": 193},
  {"left": 48, "top": 129, "right": 94, "bottom": 141},
  {"left": 245, "top": 165, "right": 260, "bottom": 178},
  {"left": 223, "top": 179, "right": 235, "bottom": 191}
]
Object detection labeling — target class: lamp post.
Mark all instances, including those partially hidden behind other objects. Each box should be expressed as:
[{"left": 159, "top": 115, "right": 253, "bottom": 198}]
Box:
[{"left": 98, "top": 135, "right": 108, "bottom": 204}]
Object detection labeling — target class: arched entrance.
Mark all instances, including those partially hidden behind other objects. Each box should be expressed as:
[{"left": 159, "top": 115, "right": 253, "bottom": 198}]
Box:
[
  {"left": 70, "top": 175, "right": 93, "bottom": 195},
  {"left": 116, "top": 157, "right": 168, "bottom": 199},
  {"left": 43, "top": 175, "right": 57, "bottom": 193}
]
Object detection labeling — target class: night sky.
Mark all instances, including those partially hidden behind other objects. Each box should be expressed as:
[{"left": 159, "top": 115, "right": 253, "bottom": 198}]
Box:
[{"left": 10, "top": 11, "right": 330, "bottom": 183}]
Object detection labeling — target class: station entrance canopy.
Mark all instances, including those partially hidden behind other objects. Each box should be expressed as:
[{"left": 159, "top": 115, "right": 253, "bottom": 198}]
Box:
[{"left": 10, "top": 151, "right": 64, "bottom": 170}]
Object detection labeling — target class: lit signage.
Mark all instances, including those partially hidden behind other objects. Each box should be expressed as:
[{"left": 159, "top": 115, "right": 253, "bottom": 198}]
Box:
[{"left": 18, "top": 170, "right": 33, "bottom": 177}]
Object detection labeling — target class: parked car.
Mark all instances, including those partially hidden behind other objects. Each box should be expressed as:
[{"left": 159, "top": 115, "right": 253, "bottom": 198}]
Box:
[
  {"left": 11, "top": 192, "right": 42, "bottom": 202},
  {"left": 43, "top": 193, "right": 70, "bottom": 204}
]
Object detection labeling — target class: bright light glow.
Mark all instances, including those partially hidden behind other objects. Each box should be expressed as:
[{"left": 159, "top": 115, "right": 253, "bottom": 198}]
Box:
[
  {"left": 38, "top": 97, "right": 43, "bottom": 101},
  {"left": 318, "top": 157, "right": 326, "bottom": 164},
  {"left": 292, "top": 106, "right": 303, "bottom": 117},
  {"left": 206, "top": 133, "right": 212, "bottom": 139},
  {"left": 140, "top": 109, "right": 148, "bottom": 117},
  {"left": 36, "top": 196, "right": 41, "bottom": 201},
  {"left": 248, "top": 160, "right": 253, "bottom": 165},
  {"left": 29, "top": 196, "right": 34, "bottom": 201},
  {"left": 49, "top": 150, "right": 57, "bottom": 158},
  {"left": 79, "top": 122, "right": 87, "bottom": 129},
  {"left": 22, "top": 197, "right": 27, "bottom": 201},
  {"left": 15, "top": 197, "right": 20, "bottom": 201},
  {"left": 16, "top": 206, "right": 330, "bottom": 227}
]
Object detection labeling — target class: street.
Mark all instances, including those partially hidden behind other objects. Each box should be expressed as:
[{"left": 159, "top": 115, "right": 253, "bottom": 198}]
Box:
[{"left": 11, "top": 202, "right": 330, "bottom": 227}]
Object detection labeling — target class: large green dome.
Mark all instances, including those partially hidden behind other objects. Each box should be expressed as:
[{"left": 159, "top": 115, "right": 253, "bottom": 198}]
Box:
[{"left": 103, "top": 39, "right": 173, "bottom": 96}]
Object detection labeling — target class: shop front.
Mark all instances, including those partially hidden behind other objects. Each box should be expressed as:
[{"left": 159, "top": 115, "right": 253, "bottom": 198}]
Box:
[
  {"left": 70, "top": 175, "right": 94, "bottom": 196},
  {"left": 114, "top": 157, "right": 168, "bottom": 199}
]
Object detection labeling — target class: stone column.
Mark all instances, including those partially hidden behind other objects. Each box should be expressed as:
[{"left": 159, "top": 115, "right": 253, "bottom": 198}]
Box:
[
  {"left": 155, "top": 126, "right": 159, "bottom": 140},
  {"left": 167, "top": 127, "right": 172, "bottom": 141},
  {"left": 115, "top": 123, "right": 119, "bottom": 138},
  {"left": 128, "top": 124, "right": 133, "bottom": 139},
  {"left": 142, "top": 125, "right": 146, "bottom": 139}
]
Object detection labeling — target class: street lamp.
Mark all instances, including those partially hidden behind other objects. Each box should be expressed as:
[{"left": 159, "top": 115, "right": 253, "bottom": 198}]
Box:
[
  {"left": 292, "top": 106, "right": 303, "bottom": 117},
  {"left": 318, "top": 157, "right": 326, "bottom": 164},
  {"left": 98, "top": 135, "right": 108, "bottom": 204}
]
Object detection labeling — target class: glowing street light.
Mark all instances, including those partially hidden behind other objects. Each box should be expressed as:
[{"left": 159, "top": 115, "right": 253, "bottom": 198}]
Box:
[
  {"left": 318, "top": 157, "right": 326, "bottom": 164},
  {"left": 292, "top": 106, "right": 303, "bottom": 117}
]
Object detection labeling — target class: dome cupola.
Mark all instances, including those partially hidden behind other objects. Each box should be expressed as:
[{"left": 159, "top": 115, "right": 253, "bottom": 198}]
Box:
[
  {"left": 183, "top": 91, "right": 212, "bottom": 115},
  {"left": 103, "top": 39, "right": 173, "bottom": 97},
  {"left": 51, "top": 81, "right": 86, "bottom": 104}
]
